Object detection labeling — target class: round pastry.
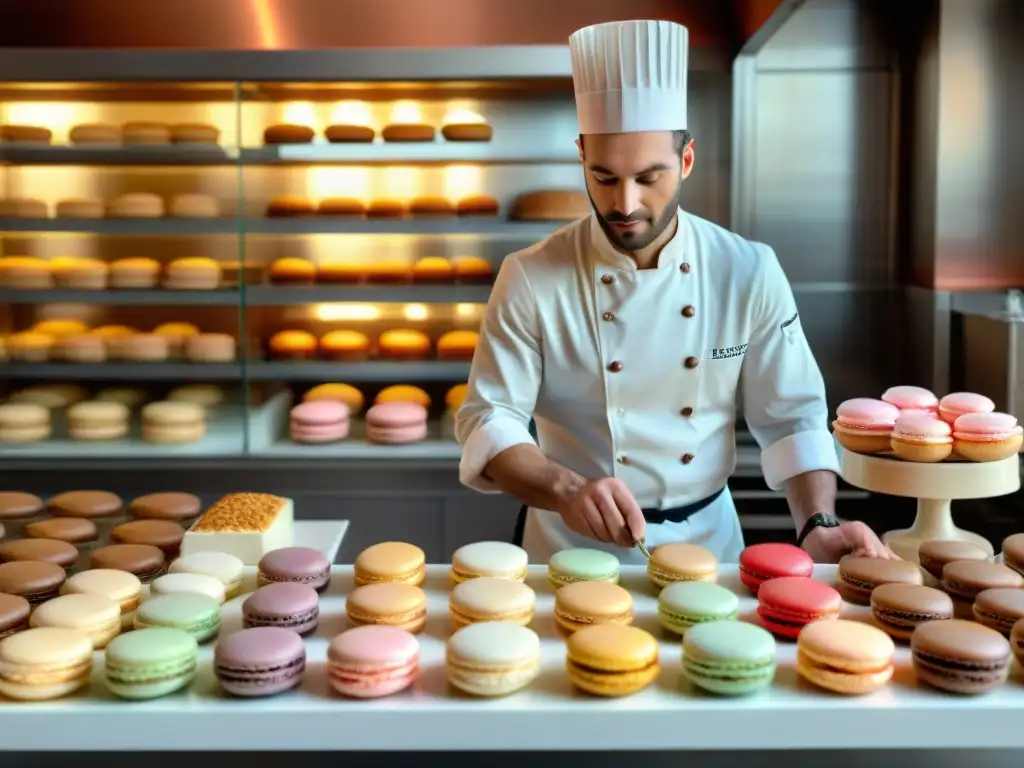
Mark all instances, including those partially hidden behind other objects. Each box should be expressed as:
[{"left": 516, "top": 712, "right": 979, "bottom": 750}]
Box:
[
  {"left": 456, "top": 195, "right": 500, "bottom": 216},
  {"left": 121, "top": 122, "right": 171, "bottom": 144},
  {"left": 94, "top": 386, "right": 149, "bottom": 409},
  {"left": 409, "top": 197, "right": 456, "bottom": 217},
  {"left": 268, "top": 257, "right": 317, "bottom": 285},
  {"left": 168, "top": 194, "right": 219, "bottom": 218},
  {"left": 67, "top": 401, "right": 130, "bottom": 442},
  {"left": 186, "top": 333, "right": 236, "bottom": 363},
  {"left": 32, "top": 318, "right": 88, "bottom": 337},
  {"left": 374, "top": 385, "right": 431, "bottom": 409},
  {"left": 366, "top": 199, "right": 408, "bottom": 219},
  {"left": 152, "top": 322, "right": 201, "bottom": 357},
  {"left": 51, "top": 257, "right": 108, "bottom": 290},
  {"left": 411, "top": 256, "right": 454, "bottom": 283},
  {"left": 890, "top": 412, "right": 953, "bottom": 462},
  {"left": 56, "top": 335, "right": 107, "bottom": 363},
  {"left": 364, "top": 402, "right": 429, "bottom": 444},
  {"left": 324, "top": 124, "right": 375, "bottom": 143},
  {"left": 511, "top": 189, "right": 590, "bottom": 221},
  {"left": 266, "top": 195, "right": 316, "bottom": 217},
  {"left": 263, "top": 124, "right": 316, "bottom": 144},
  {"left": 377, "top": 329, "right": 431, "bottom": 360},
  {"left": 832, "top": 398, "right": 900, "bottom": 454},
  {"left": 141, "top": 401, "right": 206, "bottom": 445},
  {"left": 319, "top": 330, "right": 371, "bottom": 361},
  {"left": 442, "top": 123, "right": 493, "bottom": 142},
  {"left": 952, "top": 412, "right": 1024, "bottom": 462},
  {"left": 55, "top": 199, "right": 105, "bottom": 219},
  {"left": 450, "top": 255, "right": 493, "bottom": 283},
  {"left": 317, "top": 259, "right": 365, "bottom": 283},
  {"left": 0, "top": 198, "right": 48, "bottom": 218},
  {"left": 6, "top": 332, "right": 54, "bottom": 362},
  {"left": 290, "top": 400, "right": 350, "bottom": 444},
  {"left": 69, "top": 123, "right": 119, "bottom": 144},
  {"left": 303, "top": 383, "right": 365, "bottom": 414},
  {"left": 163, "top": 257, "right": 222, "bottom": 290},
  {"left": 9, "top": 384, "right": 89, "bottom": 409},
  {"left": 268, "top": 330, "right": 318, "bottom": 360},
  {"left": 881, "top": 385, "right": 939, "bottom": 413},
  {"left": 0, "top": 403, "right": 51, "bottom": 444},
  {"left": 108, "top": 193, "right": 165, "bottom": 218},
  {"left": 0, "top": 124, "right": 51, "bottom": 143},
  {"left": 118, "top": 333, "right": 170, "bottom": 362},
  {"left": 167, "top": 384, "right": 226, "bottom": 410},
  {"left": 317, "top": 197, "right": 367, "bottom": 217},
  {"left": 436, "top": 330, "right": 479, "bottom": 360},
  {"left": 366, "top": 260, "right": 413, "bottom": 283},
  {"left": 0, "top": 256, "right": 53, "bottom": 289},
  {"left": 381, "top": 124, "right": 435, "bottom": 142},
  {"left": 938, "top": 392, "right": 996, "bottom": 424},
  {"left": 109, "top": 258, "right": 161, "bottom": 289},
  {"left": 169, "top": 123, "right": 220, "bottom": 144}
]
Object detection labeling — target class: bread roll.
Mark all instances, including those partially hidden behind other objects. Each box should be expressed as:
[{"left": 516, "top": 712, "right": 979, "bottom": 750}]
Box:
[
  {"left": 268, "top": 257, "right": 317, "bottom": 285},
  {"left": 381, "top": 124, "right": 435, "bottom": 142},
  {"left": 456, "top": 195, "right": 500, "bottom": 216},
  {"left": 0, "top": 125, "right": 52, "bottom": 143},
  {"left": 266, "top": 195, "right": 316, "bottom": 217},
  {"left": 0, "top": 198, "right": 48, "bottom": 218},
  {"left": 324, "top": 125, "right": 375, "bottom": 143},
  {"left": 168, "top": 194, "right": 219, "bottom": 218},
  {"left": 366, "top": 199, "right": 408, "bottom": 219},
  {"left": 318, "top": 197, "right": 366, "bottom": 216},
  {"left": 170, "top": 123, "right": 220, "bottom": 144},
  {"left": 411, "top": 257, "right": 454, "bottom": 283},
  {"left": 409, "top": 197, "right": 455, "bottom": 217},
  {"left": 442, "top": 123, "right": 493, "bottom": 142},
  {"left": 122, "top": 122, "right": 171, "bottom": 144},
  {"left": 511, "top": 189, "right": 590, "bottom": 221},
  {"left": 264, "top": 124, "right": 315, "bottom": 144},
  {"left": 108, "top": 193, "right": 165, "bottom": 218},
  {"left": 317, "top": 260, "right": 365, "bottom": 284},
  {"left": 55, "top": 198, "right": 105, "bottom": 219},
  {"left": 450, "top": 255, "right": 493, "bottom": 283},
  {"left": 69, "top": 123, "right": 120, "bottom": 144}
]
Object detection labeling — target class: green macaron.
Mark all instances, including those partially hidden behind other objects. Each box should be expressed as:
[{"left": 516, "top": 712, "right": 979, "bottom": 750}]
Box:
[
  {"left": 658, "top": 581, "right": 740, "bottom": 634},
  {"left": 547, "top": 548, "right": 620, "bottom": 590},
  {"left": 682, "top": 620, "right": 776, "bottom": 695},
  {"left": 134, "top": 593, "right": 222, "bottom": 643},
  {"left": 104, "top": 627, "right": 198, "bottom": 700}
]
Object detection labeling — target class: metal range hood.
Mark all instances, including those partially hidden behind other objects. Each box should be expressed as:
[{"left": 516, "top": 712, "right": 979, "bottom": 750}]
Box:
[{"left": 0, "top": 0, "right": 801, "bottom": 77}]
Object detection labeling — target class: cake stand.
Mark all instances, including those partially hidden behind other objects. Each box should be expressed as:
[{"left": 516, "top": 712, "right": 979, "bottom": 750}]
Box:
[{"left": 838, "top": 448, "right": 1020, "bottom": 562}]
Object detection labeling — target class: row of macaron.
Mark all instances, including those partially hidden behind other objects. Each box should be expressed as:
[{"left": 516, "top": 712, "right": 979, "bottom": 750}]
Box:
[
  {"left": 833, "top": 386, "right": 1022, "bottom": 462},
  {"left": 266, "top": 328, "right": 477, "bottom": 360},
  {"left": 0, "top": 255, "right": 225, "bottom": 290},
  {"left": 0, "top": 399, "right": 209, "bottom": 445}
]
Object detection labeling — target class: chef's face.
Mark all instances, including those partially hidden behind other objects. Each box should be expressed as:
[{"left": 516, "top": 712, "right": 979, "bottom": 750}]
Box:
[{"left": 578, "top": 130, "right": 694, "bottom": 252}]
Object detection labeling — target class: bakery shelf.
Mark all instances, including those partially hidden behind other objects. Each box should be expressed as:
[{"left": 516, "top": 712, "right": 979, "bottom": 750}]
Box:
[
  {"left": 0, "top": 288, "right": 241, "bottom": 305},
  {"left": 0, "top": 218, "right": 237, "bottom": 235},
  {"left": 0, "top": 145, "right": 237, "bottom": 166},
  {"left": 244, "top": 284, "right": 492, "bottom": 305},
  {"left": 245, "top": 361, "right": 471, "bottom": 382},
  {"left": 246, "top": 219, "right": 560, "bottom": 237},
  {"left": 242, "top": 144, "right": 580, "bottom": 166},
  {"left": 2, "top": 362, "right": 243, "bottom": 381}
]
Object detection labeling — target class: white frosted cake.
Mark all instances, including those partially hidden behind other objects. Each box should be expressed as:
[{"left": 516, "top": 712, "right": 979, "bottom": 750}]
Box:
[{"left": 181, "top": 493, "right": 294, "bottom": 565}]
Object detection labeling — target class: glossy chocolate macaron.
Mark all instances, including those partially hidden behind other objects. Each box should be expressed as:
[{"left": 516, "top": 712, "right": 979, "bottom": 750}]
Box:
[
  {"left": 0, "top": 538, "right": 78, "bottom": 571},
  {"left": 128, "top": 492, "right": 202, "bottom": 527},
  {"left": 942, "top": 560, "right": 1024, "bottom": 618},
  {"left": 0, "top": 492, "right": 43, "bottom": 521},
  {"left": 917, "top": 539, "right": 989, "bottom": 581},
  {"left": 23, "top": 517, "right": 98, "bottom": 545},
  {"left": 973, "top": 588, "right": 1024, "bottom": 636},
  {"left": 836, "top": 555, "right": 924, "bottom": 605},
  {"left": 912, "top": 619, "right": 1010, "bottom": 694},
  {"left": 0, "top": 593, "right": 31, "bottom": 639},
  {"left": 0, "top": 561, "right": 67, "bottom": 605},
  {"left": 46, "top": 490, "right": 124, "bottom": 519},
  {"left": 869, "top": 583, "right": 953, "bottom": 641},
  {"left": 110, "top": 520, "right": 184, "bottom": 558},
  {"left": 90, "top": 544, "right": 166, "bottom": 583}
]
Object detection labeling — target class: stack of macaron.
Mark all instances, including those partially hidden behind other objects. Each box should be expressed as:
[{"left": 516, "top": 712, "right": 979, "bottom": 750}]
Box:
[
  {"left": 832, "top": 386, "right": 1022, "bottom": 461},
  {"left": 265, "top": 327, "right": 477, "bottom": 362},
  {"left": 265, "top": 255, "right": 494, "bottom": 285}
]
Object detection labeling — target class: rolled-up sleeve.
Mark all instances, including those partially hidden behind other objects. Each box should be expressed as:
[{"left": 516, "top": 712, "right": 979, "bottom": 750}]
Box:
[
  {"left": 455, "top": 255, "right": 542, "bottom": 493},
  {"left": 741, "top": 245, "right": 840, "bottom": 490}
]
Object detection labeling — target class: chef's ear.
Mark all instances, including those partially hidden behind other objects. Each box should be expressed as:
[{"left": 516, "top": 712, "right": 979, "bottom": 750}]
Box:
[
  {"left": 575, "top": 137, "right": 584, "bottom": 163},
  {"left": 681, "top": 139, "right": 695, "bottom": 180}
]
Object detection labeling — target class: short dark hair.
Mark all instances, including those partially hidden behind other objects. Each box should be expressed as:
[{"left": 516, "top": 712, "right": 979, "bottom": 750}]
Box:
[{"left": 579, "top": 129, "right": 692, "bottom": 155}]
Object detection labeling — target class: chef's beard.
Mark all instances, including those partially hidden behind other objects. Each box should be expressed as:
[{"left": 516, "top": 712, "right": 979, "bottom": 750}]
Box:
[{"left": 589, "top": 180, "right": 683, "bottom": 253}]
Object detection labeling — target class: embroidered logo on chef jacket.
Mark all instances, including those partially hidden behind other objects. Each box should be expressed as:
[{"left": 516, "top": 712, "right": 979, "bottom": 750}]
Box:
[
  {"left": 710, "top": 344, "right": 748, "bottom": 361},
  {"left": 780, "top": 311, "right": 800, "bottom": 344}
]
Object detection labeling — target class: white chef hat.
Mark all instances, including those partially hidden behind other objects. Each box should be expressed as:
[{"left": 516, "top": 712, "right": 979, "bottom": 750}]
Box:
[{"left": 569, "top": 20, "right": 689, "bottom": 135}]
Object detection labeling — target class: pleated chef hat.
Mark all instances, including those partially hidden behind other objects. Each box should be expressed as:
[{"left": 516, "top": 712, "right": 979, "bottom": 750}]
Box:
[{"left": 569, "top": 20, "right": 689, "bottom": 134}]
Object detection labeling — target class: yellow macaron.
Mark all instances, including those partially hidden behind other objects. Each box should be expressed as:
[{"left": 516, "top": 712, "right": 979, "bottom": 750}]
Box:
[{"left": 566, "top": 624, "right": 660, "bottom": 697}]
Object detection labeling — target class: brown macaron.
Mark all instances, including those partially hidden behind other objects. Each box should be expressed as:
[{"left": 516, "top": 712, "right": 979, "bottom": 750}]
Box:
[
  {"left": 918, "top": 539, "right": 989, "bottom": 581},
  {"left": 1011, "top": 618, "right": 1024, "bottom": 666},
  {"left": 128, "top": 492, "right": 201, "bottom": 525},
  {"left": 0, "top": 538, "right": 78, "bottom": 570},
  {"left": 110, "top": 520, "right": 184, "bottom": 558},
  {"left": 24, "top": 517, "right": 99, "bottom": 545},
  {"left": 869, "top": 583, "right": 953, "bottom": 641},
  {"left": 0, "top": 492, "right": 44, "bottom": 521},
  {"left": 942, "top": 560, "right": 1024, "bottom": 618},
  {"left": 0, "top": 593, "right": 31, "bottom": 639},
  {"left": 46, "top": 490, "right": 124, "bottom": 520},
  {"left": 911, "top": 619, "right": 1010, "bottom": 694},
  {"left": 90, "top": 544, "right": 165, "bottom": 583},
  {"left": 1001, "top": 533, "right": 1024, "bottom": 579},
  {"left": 836, "top": 555, "right": 924, "bottom": 605},
  {"left": 0, "top": 561, "right": 66, "bottom": 604},
  {"left": 973, "top": 588, "right": 1024, "bottom": 636}
]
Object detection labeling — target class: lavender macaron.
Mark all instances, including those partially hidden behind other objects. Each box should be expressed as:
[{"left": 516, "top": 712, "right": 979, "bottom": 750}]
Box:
[
  {"left": 214, "top": 627, "right": 306, "bottom": 697},
  {"left": 257, "top": 547, "right": 331, "bottom": 592},
  {"left": 242, "top": 582, "right": 320, "bottom": 636}
]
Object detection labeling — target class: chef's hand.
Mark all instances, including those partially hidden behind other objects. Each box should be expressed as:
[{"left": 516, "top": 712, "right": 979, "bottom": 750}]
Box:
[
  {"left": 801, "top": 521, "right": 898, "bottom": 563},
  {"left": 557, "top": 477, "right": 646, "bottom": 548}
]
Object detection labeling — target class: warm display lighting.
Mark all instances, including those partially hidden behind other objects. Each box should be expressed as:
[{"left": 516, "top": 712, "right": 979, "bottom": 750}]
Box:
[
  {"left": 282, "top": 101, "right": 318, "bottom": 128},
  {"left": 442, "top": 107, "right": 486, "bottom": 125},
  {"left": 5, "top": 102, "right": 85, "bottom": 133},
  {"left": 443, "top": 165, "right": 484, "bottom": 200},
  {"left": 389, "top": 101, "right": 423, "bottom": 125},
  {"left": 311, "top": 303, "right": 381, "bottom": 322},
  {"left": 403, "top": 304, "right": 430, "bottom": 322},
  {"left": 455, "top": 303, "right": 483, "bottom": 320},
  {"left": 307, "top": 167, "right": 371, "bottom": 200},
  {"left": 383, "top": 167, "right": 422, "bottom": 201},
  {"left": 330, "top": 101, "right": 374, "bottom": 128}
]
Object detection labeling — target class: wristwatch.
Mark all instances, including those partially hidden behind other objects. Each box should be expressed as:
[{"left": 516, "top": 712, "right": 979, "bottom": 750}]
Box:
[{"left": 797, "top": 513, "right": 841, "bottom": 548}]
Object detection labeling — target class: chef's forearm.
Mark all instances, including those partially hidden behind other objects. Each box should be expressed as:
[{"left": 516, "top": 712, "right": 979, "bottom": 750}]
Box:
[
  {"left": 782, "top": 470, "right": 838, "bottom": 529},
  {"left": 483, "top": 444, "right": 587, "bottom": 512}
]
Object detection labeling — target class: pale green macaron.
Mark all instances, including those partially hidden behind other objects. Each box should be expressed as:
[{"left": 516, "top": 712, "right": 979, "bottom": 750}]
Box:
[
  {"left": 658, "top": 581, "right": 740, "bottom": 635},
  {"left": 104, "top": 627, "right": 198, "bottom": 700},
  {"left": 548, "top": 548, "right": 620, "bottom": 590},
  {"left": 682, "top": 620, "right": 776, "bottom": 695},
  {"left": 133, "top": 593, "right": 222, "bottom": 643}
]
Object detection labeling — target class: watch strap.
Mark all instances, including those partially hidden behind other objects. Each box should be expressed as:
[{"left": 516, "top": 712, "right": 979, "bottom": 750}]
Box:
[{"left": 797, "top": 513, "right": 841, "bottom": 548}]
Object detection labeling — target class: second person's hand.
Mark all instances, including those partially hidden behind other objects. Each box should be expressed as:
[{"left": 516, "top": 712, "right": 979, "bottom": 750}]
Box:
[{"left": 557, "top": 477, "right": 646, "bottom": 548}]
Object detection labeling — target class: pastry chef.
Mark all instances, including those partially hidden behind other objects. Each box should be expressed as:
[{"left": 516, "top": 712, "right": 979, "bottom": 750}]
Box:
[{"left": 455, "top": 19, "right": 892, "bottom": 565}]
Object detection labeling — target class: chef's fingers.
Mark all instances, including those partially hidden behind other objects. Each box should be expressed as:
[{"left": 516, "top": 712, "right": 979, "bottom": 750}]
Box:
[
  {"left": 581, "top": 497, "right": 615, "bottom": 543},
  {"left": 592, "top": 491, "right": 629, "bottom": 546},
  {"left": 612, "top": 485, "right": 646, "bottom": 544}
]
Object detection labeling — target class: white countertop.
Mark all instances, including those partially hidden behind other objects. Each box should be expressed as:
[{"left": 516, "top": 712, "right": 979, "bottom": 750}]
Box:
[
  {"left": 292, "top": 519, "right": 349, "bottom": 563},
  {"left": 1, "top": 563, "right": 1023, "bottom": 752}
]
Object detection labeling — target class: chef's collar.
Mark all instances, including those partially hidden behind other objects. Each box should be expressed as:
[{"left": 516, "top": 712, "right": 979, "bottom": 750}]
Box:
[{"left": 588, "top": 208, "right": 690, "bottom": 273}]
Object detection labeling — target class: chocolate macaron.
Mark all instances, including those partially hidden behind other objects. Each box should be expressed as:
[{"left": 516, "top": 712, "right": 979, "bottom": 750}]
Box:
[
  {"left": 24, "top": 517, "right": 98, "bottom": 546},
  {"left": 1001, "top": 533, "right": 1024, "bottom": 579},
  {"left": 90, "top": 544, "right": 166, "bottom": 583},
  {"left": 0, "top": 492, "right": 44, "bottom": 538},
  {"left": 0, "top": 538, "right": 78, "bottom": 571},
  {"left": 942, "top": 560, "right": 1024, "bottom": 618},
  {"left": 870, "top": 583, "right": 953, "bottom": 641},
  {"left": 0, "top": 593, "right": 31, "bottom": 638},
  {"left": 0, "top": 561, "right": 66, "bottom": 605},
  {"left": 110, "top": 520, "right": 185, "bottom": 558},
  {"left": 46, "top": 490, "right": 124, "bottom": 520},
  {"left": 836, "top": 555, "right": 924, "bottom": 605},
  {"left": 128, "top": 492, "right": 202, "bottom": 527},
  {"left": 912, "top": 619, "right": 1010, "bottom": 694},
  {"left": 918, "top": 539, "right": 989, "bottom": 581},
  {"left": 973, "top": 588, "right": 1024, "bottom": 636}
]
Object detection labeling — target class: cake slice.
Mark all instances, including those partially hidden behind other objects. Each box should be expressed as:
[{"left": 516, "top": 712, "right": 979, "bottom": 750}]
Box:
[{"left": 181, "top": 493, "right": 294, "bottom": 565}]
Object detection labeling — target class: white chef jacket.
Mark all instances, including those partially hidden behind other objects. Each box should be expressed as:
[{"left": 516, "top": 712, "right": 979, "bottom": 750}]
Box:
[{"left": 455, "top": 208, "right": 841, "bottom": 563}]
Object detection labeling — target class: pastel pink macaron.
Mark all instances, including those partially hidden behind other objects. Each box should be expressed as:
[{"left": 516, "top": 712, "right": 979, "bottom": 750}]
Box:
[
  {"left": 832, "top": 398, "right": 900, "bottom": 454},
  {"left": 881, "top": 386, "right": 938, "bottom": 412},
  {"left": 365, "top": 402, "right": 428, "bottom": 444},
  {"left": 937, "top": 392, "right": 994, "bottom": 425},
  {"left": 326, "top": 625, "right": 419, "bottom": 698},
  {"left": 290, "top": 400, "right": 350, "bottom": 444},
  {"left": 952, "top": 412, "right": 1024, "bottom": 462},
  {"left": 890, "top": 411, "right": 953, "bottom": 463}
]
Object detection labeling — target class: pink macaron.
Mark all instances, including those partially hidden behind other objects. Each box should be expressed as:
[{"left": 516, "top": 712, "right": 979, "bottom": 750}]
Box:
[
  {"left": 890, "top": 411, "right": 953, "bottom": 463},
  {"left": 290, "top": 400, "right": 350, "bottom": 444},
  {"left": 937, "top": 392, "right": 994, "bottom": 425},
  {"left": 881, "top": 386, "right": 938, "bottom": 412},
  {"left": 326, "top": 625, "right": 419, "bottom": 698},
  {"left": 365, "top": 402, "right": 428, "bottom": 444},
  {"left": 952, "top": 412, "right": 1024, "bottom": 462},
  {"left": 832, "top": 398, "right": 900, "bottom": 454}
]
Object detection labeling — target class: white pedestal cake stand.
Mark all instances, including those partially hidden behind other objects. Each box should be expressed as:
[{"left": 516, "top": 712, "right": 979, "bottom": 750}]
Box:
[{"left": 839, "top": 448, "right": 1020, "bottom": 562}]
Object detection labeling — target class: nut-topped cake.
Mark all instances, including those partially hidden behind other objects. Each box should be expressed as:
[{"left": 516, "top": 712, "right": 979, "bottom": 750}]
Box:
[{"left": 180, "top": 493, "right": 294, "bottom": 565}]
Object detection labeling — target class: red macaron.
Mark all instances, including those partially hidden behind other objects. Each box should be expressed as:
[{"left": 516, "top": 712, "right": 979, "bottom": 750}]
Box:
[
  {"left": 739, "top": 543, "right": 814, "bottom": 594},
  {"left": 757, "top": 576, "right": 842, "bottom": 639}
]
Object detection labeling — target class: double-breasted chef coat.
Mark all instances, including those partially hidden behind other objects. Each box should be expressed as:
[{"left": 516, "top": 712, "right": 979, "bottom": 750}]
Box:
[{"left": 455, "top": 208, "right": 841, "bottom": 564}]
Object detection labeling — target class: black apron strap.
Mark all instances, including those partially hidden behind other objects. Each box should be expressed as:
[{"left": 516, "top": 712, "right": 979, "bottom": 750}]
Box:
[{"left": 512, "top": 504, "right": 529, "bottom": 546}]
